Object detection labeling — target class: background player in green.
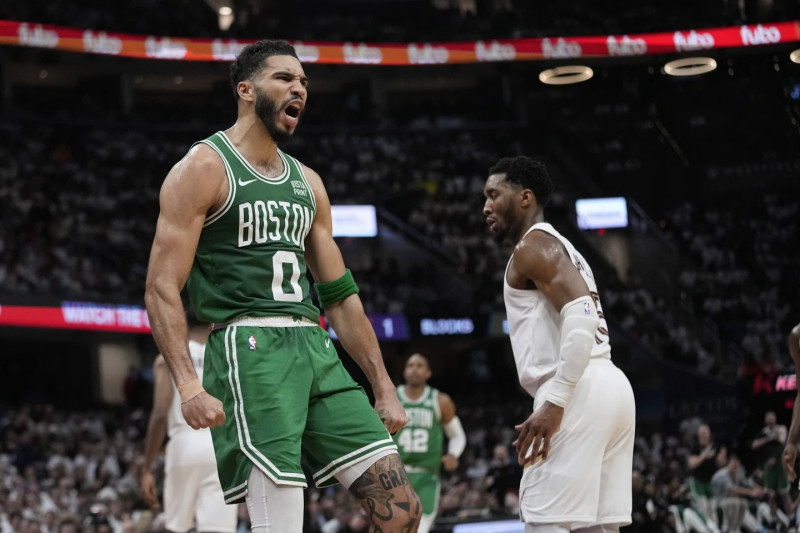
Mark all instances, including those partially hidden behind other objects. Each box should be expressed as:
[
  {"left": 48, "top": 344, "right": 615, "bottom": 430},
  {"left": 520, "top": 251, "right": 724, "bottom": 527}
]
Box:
[
  {"left": 393, "top": 353, "right": 466, "bottom": 533},
  {"left": 145, "top": 40, "right": 421, "bottom": 533}
]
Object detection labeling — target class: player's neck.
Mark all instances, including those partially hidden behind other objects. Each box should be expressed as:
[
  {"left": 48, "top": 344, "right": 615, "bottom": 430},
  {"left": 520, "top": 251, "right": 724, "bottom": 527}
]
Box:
[
  {"left": 404, "top": 383, "right": 426, "bottom": 400},
  {"left": 511, "top": 212, "right": 545, "bottom": 245},
  {"left": 225, "top": 118, "right": 281, "bottom": 169}
]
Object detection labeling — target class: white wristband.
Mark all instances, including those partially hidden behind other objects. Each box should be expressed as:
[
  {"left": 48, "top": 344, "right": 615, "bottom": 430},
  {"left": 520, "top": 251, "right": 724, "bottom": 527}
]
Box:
[{"left": 443, "top": 416, "right": 466, "bottom": 458}]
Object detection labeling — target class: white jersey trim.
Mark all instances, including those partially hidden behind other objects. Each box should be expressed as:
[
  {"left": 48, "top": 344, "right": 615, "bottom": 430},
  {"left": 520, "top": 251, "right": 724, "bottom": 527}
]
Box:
[
  {"left": 195, "top": 139, "right": 236, "bottom": 228},
  {"left": 218, "top": 132, "right": 291, "bottom": 185},
  {"left": 284, "top": 153, "right": 317, "bottom": 211}
]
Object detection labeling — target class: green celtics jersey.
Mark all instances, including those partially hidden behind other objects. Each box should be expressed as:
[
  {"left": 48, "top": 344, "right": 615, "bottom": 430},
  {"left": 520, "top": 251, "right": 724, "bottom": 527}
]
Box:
[
  {"left": 186, "top": 132, "right": 319, "bottom": 324},
  {"left": 394, "top": 385, "right": 443, "bottom": 473}
]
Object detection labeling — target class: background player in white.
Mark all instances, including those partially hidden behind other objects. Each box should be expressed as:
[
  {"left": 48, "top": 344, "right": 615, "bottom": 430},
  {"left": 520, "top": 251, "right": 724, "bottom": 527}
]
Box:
[
  {"left": 482, "top": 156, "right": 636, "bottom": 533},
  {"left": 140, "top": 314, "right": 238, "bottom": 533}
]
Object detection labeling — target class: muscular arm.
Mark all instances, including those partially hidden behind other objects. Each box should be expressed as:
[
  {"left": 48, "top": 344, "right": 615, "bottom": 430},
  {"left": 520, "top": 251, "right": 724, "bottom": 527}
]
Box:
[
  {"left": 439, "top": 393, "right": 465, "bottom": 470},
  {"left": 140, "top": 356, "right": 172, "bottom": 508},
  {"left": 509, "top": 230, "right": 599, "bottom": 464},
  {"left": 303, "top": 166, "right": 406, "bottom": 433},
  {"left": 145, "top": 145, "right": 226, "bottom": 429},
  {"left": 440, "top": 393, "right": 456, "bottom": 425},
  {"left": 509, "top": 230, "right": 593, "bottom": 311},
  {"left": 783, "top": 322, "right": 800, "bottom": 480}
]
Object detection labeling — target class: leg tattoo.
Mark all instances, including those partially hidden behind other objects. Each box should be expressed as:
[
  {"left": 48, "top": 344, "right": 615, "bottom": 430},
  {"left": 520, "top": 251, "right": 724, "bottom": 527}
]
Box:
[{"left": 349, "top": 454, "right": 421, "bottom": 532}]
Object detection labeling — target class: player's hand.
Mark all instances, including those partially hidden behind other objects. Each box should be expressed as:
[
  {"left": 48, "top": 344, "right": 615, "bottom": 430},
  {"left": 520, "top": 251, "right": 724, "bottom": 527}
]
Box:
[
  {"left": 513, "top": 401, "right": 564, "bottom": 465},
  {"left": 442, "top": 454, "right": 459, "bottom": 471},
  {"left": 181, "top": 391, "right": 225, "bottom": 429},
  {"left": 374, "top": 393, "right": 408, "bottom": 435},
  {"left": 784, "top": 442, "right": 798, "bottom": 482},
  {"left": 140, "top": 470, "right": 160, "bottom": 510}
]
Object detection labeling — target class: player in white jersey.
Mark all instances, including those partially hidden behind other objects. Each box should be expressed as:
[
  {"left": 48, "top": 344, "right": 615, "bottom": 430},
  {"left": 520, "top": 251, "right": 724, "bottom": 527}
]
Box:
[
  {"left": 140, "top": 318, "right": 238, "bottom": 533},
  {"left": 482, "top": 156, "right": 635, "bottom": 533}
]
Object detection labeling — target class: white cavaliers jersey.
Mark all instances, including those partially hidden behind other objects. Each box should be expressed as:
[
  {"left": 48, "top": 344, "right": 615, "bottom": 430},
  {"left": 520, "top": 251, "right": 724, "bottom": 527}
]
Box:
[
  {"left": 504, "top": 222, "right": 611, "bottom": 398},
  {"left": 167, "top": 340, "right": 210, "bottom": 438}
]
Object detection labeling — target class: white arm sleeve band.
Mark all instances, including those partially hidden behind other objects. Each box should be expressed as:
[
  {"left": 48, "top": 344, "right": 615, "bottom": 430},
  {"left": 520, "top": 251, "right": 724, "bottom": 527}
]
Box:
[
  {"left": 544, "top": 295, "right": 600, "bottom": 409},
  {"left": 443, "top": 416, "right": 466, "bottom": 458}
]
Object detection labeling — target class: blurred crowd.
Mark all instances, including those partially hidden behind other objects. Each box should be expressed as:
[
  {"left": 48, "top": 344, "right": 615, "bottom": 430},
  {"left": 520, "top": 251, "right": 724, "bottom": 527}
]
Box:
[
  {"left": 0, "top": 402, "right": 530, "bottom": 533},
  {"left": 5, "top": 401, "right": 800, "bottom": 532},
  {"left": 629, "top": 413, "right": 800, "bottom": 533},
  {"left": 2, "top": 115, "right": 797, "bottom": 379},
  {"left": 665, "top": 196, "right": 799, "bottom": 370}
]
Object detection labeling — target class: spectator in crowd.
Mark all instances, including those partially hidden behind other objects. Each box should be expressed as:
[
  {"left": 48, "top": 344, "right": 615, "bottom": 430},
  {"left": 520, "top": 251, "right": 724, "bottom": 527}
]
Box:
[
  {"left": 483, "top": 443, "right": 521, "bottom": 515},
  {"left": 711, "top": 454, "right": 763, "bottom": 533},
  {"left": 663, "top": 474, "right": 718, "bottom": 533},
  {"left": 688, "top": 423, "right": 727, "bottom": 529},
  {"left": 755, "top": 495, "right": 791, "bottom": 532},
  {"left": 629, "top": 470, "right": 666, "bottom": 532},
  {"left": 751, "top": 411, "right": 791, "bottom": 513},
  {"left": 783, "top": 321, "right": 800, "bottom": 483}
]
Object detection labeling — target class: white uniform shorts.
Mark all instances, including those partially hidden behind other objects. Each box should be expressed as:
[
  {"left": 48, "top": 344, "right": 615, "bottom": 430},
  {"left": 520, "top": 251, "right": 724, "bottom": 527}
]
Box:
[
  {"left": 165, "top": 430, "right": 238, "bottom": 533},
  {"left": 519, "top": 358, "right": 635, "bottom": 528}
]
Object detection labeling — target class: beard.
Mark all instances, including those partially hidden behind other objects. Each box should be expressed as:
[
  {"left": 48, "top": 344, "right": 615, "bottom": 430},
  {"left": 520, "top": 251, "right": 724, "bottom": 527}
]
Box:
[
  {"left": 489, "top": 222, "right": 509, "bottom": 244},
  {"left": 254, "top": 88, "right": 296, "bottom": 146},
  {"left": 491, "top": 229, "right": 507, "bottom": 244}
]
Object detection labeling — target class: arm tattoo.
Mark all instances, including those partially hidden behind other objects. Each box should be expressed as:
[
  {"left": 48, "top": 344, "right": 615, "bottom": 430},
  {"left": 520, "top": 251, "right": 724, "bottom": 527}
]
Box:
[{"left": 349, "top": 454, "right": 421, "bottom": 532}]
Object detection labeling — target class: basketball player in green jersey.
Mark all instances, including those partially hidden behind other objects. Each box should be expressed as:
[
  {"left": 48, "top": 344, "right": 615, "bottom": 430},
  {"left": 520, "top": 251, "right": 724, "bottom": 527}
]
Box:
[
  {"left": 394, "top": 354, "right": 466, "bottom": 533},
  {"left": 145, "top": 40, "right": 420, "bottom": 533}
]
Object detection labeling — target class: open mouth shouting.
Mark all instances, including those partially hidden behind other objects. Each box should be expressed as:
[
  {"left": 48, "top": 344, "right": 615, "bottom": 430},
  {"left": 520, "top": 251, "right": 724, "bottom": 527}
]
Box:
[{"left": 282, "top": 99, "right": 304, "bottom": 128}]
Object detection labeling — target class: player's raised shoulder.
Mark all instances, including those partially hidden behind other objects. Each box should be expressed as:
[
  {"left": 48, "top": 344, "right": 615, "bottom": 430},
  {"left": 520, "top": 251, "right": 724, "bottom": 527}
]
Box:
[
  {"left": 160, "top": 143, "right": 227, "bottom": 212},
  {"left": 515, "top": 229, "right": 564, "bottom": 268},
  {"left": 438, "top": 392, "right": 456, "bottom": 421},
  {"left": 178, "top": 142, "right": 225, "bottom": 178},
  {"left": 298, "top": 161, "right": 324, "bottom": 189}
]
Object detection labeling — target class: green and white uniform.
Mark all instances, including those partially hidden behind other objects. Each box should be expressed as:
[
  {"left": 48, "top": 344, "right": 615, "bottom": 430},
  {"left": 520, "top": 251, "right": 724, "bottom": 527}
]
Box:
[
  {"left": 394, "top": 385, "right": 443, "bottom": 517},
  {"left": 187, "top": 131, "right": 396, "bottom": 503}
]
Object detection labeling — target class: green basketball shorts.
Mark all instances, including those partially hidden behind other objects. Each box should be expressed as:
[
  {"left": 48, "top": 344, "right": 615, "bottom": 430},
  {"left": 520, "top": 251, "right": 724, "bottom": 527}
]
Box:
[
  {"left": 203, "top": 319, "right": 396, "bottom": 504},
  {"left": 406, "top": 469, "right": 440, "bottom": 517}
]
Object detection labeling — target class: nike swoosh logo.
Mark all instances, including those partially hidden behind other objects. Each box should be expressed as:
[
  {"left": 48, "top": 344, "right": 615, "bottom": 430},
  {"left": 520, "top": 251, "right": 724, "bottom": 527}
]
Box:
[
  {"left": 325, "top": 338, "right": 331, "bottom": 349},
  {"left": 238, "top": 177, "right": 258, "bottom": 186}
]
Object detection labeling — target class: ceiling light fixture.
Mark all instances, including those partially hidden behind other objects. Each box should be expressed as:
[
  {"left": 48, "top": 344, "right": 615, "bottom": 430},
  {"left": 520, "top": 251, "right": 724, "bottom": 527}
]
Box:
[
  {"left": 539, "top": 65, "right": 594, "bottom": 85},
  {"left": 664, "top": 57, "right": 717, "bottom": 76}
]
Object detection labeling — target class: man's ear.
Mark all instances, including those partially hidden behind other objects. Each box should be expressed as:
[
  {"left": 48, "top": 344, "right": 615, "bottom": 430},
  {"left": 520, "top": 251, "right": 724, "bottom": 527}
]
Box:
[
  {"left": 237, "top": 80, "right": 255, "bottom": 102},
  {"left": 520, "top": 188, "right": 536, "bottom": 208}
]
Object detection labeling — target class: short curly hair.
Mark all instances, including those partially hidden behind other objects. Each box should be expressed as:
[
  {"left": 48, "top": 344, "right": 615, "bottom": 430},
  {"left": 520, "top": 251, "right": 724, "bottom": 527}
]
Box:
[
  {"left": 229, "top": 40, "right": 298, "bottom": 99},
  {"left": 488, "top": 156, "right": 553, "bottom": 208}
]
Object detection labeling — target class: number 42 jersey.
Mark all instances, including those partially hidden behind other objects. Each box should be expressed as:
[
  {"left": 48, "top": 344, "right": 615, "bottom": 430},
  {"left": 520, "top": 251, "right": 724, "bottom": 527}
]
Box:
[
  {"left": 394, "top": 385, "right": 444, "bottom": 473},
  {"left": 186, "top": 131, "right": 320, "bottom": 324}
]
